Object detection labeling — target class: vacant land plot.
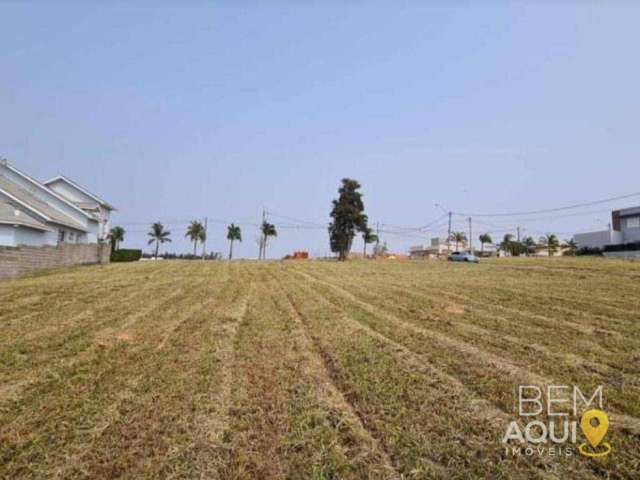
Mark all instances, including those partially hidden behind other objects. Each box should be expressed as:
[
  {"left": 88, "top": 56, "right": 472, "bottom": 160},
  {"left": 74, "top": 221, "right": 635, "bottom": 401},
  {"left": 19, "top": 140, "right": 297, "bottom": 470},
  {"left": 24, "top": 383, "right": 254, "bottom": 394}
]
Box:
[{"left": 1, "top": 258, "right": 638, "bottom": 479}]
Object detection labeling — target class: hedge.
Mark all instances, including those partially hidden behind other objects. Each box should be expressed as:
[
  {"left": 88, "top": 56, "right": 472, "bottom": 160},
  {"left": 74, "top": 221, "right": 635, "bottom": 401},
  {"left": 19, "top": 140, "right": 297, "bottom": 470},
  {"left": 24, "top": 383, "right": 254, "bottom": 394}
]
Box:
[
  {"left": 111, "top": 249, "right": 142, "bottom": 262},
  {"left": 603, "top": 242, "right": 640, "bottom": 253},
  {"left": 576, "top": 247, "right": 602, "bottom": 256}
]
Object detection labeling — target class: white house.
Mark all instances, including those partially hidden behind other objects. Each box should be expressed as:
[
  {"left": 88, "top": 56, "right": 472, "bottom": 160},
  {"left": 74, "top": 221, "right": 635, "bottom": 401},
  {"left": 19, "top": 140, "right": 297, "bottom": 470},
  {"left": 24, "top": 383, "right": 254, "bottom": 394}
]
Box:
[
  {"left": 409, "top": 237, "right": 469, "bottom": 258},
  {"left": 0, "top": 160, "right": 115, "bottom": 247},
  {"left": 574, "top": 206, "right": 640, "bottom": 249}
]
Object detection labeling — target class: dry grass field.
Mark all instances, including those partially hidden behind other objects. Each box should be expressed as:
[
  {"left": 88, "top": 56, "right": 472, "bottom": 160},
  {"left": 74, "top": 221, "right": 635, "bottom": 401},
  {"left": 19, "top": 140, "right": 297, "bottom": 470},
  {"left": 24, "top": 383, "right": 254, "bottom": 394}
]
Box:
[{"left": 1, "top": 258, "right": 639, "bottom": 479}]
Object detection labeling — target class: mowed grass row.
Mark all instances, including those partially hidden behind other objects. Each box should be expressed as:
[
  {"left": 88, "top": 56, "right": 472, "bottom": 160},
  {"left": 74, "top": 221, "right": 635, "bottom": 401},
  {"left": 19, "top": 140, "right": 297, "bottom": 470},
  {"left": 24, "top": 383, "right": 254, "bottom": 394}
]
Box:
[
  {"left": 282, "top": 259, "right": 640, "bottom": 478},
  {"left": 1, "top": 262, "right": 248, "bottom": 478},
  {"left": 288, "top": 262, "right": 640, "bottom": 415},
  {"left": 1, "top": 258, "right": 639, "bottom": 478}
]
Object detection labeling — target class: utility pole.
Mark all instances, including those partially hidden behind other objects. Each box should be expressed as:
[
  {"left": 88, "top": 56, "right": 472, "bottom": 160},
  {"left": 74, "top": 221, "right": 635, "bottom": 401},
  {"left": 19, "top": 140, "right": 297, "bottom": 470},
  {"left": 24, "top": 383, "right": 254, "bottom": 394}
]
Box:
[
  {"left": 468, "top": 217, "right": 473, "bottom": 254},
  {"left": 259, "top": 209, "right": 266, "bottom": 260},
  {"left": 517, "top": 226, "right": 521, "bottom": 243},
  {"left": 447, "top": 212, "right": 452, "bottom": 253},
  {"left": 202, "top": 217, "right": 208, "bottom": 260},
  {"left": 435, "top": 204, "right": 452, "bottom": 253},
  {"left": 375, "top": 221, "right": 380, "bottom": 256}
]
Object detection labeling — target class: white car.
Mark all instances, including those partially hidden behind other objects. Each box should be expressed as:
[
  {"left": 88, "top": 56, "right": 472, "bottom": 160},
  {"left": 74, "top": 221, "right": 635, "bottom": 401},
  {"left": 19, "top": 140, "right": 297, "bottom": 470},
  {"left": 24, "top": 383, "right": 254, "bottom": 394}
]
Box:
[{"left": 447, "top": 251, "right": 478, "bottom": 263}]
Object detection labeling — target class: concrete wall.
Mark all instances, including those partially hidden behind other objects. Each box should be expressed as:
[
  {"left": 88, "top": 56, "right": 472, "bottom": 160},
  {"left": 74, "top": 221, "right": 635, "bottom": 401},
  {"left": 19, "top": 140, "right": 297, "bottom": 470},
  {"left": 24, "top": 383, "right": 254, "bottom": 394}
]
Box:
[
  {"left": 621, "top": 224, "right": 640, "bottom": 243},
  {"left": 573, "top": 230, "right": 623, "bottom": 249},
  {"left": 0, "top": 243, "right": 110, "bottom": 281},
  {"left": 603, "top": 251, "right": 640, "bottom": 259}
]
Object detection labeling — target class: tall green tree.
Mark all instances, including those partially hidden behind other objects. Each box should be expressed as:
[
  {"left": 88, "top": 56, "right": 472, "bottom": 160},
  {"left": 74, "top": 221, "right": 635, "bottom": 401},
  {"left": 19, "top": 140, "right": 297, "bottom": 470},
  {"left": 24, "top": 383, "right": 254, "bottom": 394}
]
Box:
[
  {"left": 108, "top": 226, "right": 125, "bottom": 253},
  {"left": 450, "top": 231, "right": 467, "bottom": 252},
  {"left": 260, "top": 221, "right": 277, "bottom": 259},
  {"left": 539, "top": 233, "right": 560, "bottom": 257},
  {"left": 362, "top": 227, "right": 378, "bottom": 258},
  {"left": 147, "top": 222, "right": 171, "bottom": 258},
  {"left": 328, "top": 178, "right": 369, "bottom": 261},
  {"left": 185, "top": 220, "right": 205, "bottom": 256},
  {"left": 227, "top": 224, "right": 242, "bottom": 260},
  {"left": 479, "top": 233, "right": 492, "bottom": 254}
]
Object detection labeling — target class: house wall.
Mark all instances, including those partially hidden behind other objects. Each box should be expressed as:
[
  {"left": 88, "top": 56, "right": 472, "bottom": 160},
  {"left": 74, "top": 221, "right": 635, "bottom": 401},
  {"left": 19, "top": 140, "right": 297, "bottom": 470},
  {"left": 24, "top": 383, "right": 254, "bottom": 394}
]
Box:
[
  {"left": 47, "top": 180, "right": 109, "bottom": 241},
  {"left": 621, "top": 217, "right": 640, "bottom": 243},
  {"left": 0, "top": 243, "right": 110, "bottom": 281},
  {"left": 14, "top": 227, "right": 46, "bottom": 247},
  {"left": 0, "top": 225, "right": 16, "bottom": 246},
  {"left": 46, "top": 180, "right": 93, "bottom": 204},
  {"left": 573, "top": 230, "right": 623, "bottom": 249}
]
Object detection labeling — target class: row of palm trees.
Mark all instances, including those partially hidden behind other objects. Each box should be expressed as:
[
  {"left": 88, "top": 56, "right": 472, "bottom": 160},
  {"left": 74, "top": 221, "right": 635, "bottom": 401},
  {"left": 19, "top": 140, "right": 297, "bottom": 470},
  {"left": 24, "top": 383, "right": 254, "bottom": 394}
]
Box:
[
  {"left": 444, "top": 231, "right": 578, "bottom": 256},
  {"left": 109, "top": 220, "right": 278, "bottom": 260},
  {"left": 147, "top": 221, "right": 245, "bottom": 259}
]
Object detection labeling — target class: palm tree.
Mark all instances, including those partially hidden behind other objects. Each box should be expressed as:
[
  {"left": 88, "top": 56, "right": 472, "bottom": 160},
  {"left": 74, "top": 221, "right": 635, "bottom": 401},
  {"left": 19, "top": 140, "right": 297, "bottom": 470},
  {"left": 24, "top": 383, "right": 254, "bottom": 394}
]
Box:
[
  {"left": 521, "top": 236, "right": 536, "bottom": 256},
  {"left": 227, "top": 224, "right": 242, "bottom": 260},
  {"left": 147, "top": 222, "right": 171, "bottom": 258},
  {"left": 199, "top": 228, "right": 207, "bottom": 258},
  {"left": 362, "top": 227, "right": 378, "bottom": 258},
  {"left": 539, "top": 233, "right": 560, "bottom": 257},
  {"left": 108, "top": 226, "right": 125, "bottom": 253},
  {"left": 499, "top": 234, "right": 514, "bottom": 256},
  {"left": 185, "top": 220, "right": 205, "bottom": 256},
  {"left": 562, "top": 239, "right": 578, "bottom": 256},
  {"left": 479, "top": 233, "right": 492, "bottom": 255},
  {"left": 260, "top": 221, "right": 277, "bottom": 259},
  {"left": 450, "top": 231, "right": 467, "bottom": 252}
]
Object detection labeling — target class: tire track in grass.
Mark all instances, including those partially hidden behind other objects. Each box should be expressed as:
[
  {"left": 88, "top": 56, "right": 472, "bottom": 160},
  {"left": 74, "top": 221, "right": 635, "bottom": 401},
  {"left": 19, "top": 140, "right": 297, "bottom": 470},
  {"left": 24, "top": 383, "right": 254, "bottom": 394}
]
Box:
[
  {"left": 219, "top": 271, "right": 397, "bottom": 479},
  {"left": 191, "top": 279, "right": 252, "bottom": 455},
  {"left": 277, "top": 269, "right": 570, "bottom": 479},
  {"left": 269, "top": 269, "right": 402, "bottom": 479},
  {"left": 289, "top": 266, "right": 640, "bottom": 478}
]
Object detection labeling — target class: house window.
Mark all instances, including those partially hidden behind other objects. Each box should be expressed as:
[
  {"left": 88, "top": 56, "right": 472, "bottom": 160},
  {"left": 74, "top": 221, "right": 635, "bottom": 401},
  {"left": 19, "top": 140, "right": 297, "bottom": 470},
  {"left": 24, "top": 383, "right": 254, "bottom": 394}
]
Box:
[
  {"left": 627, "top": 217, "right": 640, "bottom": 229},
  {"left": 68, "top": 232, "right": 75, "bottom": 243},
  {"left": 58, "top": 230, "right": 66, "bottom": 244}
]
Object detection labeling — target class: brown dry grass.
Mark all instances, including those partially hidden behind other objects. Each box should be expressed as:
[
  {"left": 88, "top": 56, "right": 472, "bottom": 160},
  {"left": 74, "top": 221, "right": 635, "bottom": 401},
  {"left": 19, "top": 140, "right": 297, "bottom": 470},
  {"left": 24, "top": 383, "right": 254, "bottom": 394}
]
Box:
[{"left": 0, "top": 257, "right": 638, "bottom": 479}]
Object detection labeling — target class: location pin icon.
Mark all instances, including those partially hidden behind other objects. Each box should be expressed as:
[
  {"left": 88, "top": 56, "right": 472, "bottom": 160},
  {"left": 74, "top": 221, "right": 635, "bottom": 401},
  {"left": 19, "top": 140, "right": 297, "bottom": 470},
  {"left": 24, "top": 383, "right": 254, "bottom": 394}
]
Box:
[{"left": 580, "top": 409, "right": 609, "bottom": 448}]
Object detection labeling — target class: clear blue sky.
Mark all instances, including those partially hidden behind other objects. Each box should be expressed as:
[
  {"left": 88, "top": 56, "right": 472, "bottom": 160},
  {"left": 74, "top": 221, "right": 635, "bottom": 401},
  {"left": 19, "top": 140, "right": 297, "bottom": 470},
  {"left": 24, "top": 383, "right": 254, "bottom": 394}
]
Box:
[{"left": 2, "top": 3, "right": 639, "bottom": 257}]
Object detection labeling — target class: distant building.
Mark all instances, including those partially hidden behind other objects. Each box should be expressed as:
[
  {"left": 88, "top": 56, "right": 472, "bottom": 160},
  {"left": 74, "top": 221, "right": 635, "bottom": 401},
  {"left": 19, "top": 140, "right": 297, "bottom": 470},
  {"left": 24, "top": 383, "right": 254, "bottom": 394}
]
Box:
[
  {"left": 409, "top": 237, "right": 468, "bottom": 259},
  {"left": 476, "top": 243, "right": 497, "bottom": 257},
  {"left": 574, "top": 207, "right": 640, "bottom": 249},
  {"left": 0, "top": 160, "right": 115, "bottom": 247}
]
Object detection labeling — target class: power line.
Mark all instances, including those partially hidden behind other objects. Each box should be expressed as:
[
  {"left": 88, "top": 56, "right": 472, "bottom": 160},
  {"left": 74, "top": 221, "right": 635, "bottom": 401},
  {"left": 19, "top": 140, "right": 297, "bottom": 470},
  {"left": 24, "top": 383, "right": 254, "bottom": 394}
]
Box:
[
  {"left": 266, "top": 211, "right": 327, "bottom": 228},
  {"left": 452, "top": 191, "right": 640, "bottom": 217}
]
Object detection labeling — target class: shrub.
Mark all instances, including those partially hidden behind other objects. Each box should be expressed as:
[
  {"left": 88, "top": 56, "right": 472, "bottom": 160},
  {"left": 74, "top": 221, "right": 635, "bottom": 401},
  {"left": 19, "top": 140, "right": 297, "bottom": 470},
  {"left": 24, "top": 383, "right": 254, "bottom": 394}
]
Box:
[
  {"left": 576, "top": 247, "right": 602, "bottom": 256},
  {"left": 603, "top": 242, "right": 640, "bottom": 253},
  {"left": 111, "top": 249, "right": 142, "bottom": 262}
]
